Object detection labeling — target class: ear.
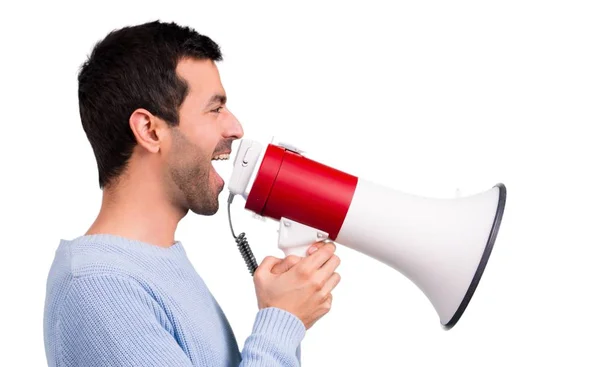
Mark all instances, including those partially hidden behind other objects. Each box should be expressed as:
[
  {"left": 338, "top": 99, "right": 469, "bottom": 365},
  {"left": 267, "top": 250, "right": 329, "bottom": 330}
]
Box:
[{"left": 129, "top": 108, "right": 165, "bottom": 153}]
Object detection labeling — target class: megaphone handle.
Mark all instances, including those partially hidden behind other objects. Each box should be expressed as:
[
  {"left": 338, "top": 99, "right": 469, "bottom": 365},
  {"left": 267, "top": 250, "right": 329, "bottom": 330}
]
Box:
[{"left": 278, "top": 217, "right": 329, "bottom": 258}]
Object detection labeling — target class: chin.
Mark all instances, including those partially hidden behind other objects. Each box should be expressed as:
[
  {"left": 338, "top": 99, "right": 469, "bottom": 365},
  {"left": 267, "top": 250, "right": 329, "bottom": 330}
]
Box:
[
  {"left": 190, "top": 194, "right": 220, "bottom": 216},
  {"left": 207, "top": 201, "right": 220, "bottom": 215},
  {"left": 190, "top": 204, "right": 218, "bottom": 216}
]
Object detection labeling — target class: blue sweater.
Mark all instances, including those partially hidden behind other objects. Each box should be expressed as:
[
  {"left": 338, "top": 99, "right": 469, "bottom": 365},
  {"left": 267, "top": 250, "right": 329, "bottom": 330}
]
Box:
[{"left": 43, "top": 234, "right": 305, "bottom": 366}]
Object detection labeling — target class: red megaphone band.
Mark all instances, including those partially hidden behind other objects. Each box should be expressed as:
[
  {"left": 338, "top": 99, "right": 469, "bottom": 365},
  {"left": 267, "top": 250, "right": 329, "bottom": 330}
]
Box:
[{"left": 245, "top": 144, "right": 359, "bottom": 240}]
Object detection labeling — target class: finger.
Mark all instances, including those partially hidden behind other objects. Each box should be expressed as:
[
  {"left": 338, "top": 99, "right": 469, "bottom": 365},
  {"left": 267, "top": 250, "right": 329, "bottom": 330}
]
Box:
[
  {"left": 320, "top": 272, "right": 341, "bottom": 295},
  {"left": 303, "top": 242, "right": 337, "bottom": 270},
  {"left": 317, "top": 253, "right": 341, "bottom": 279},
  {"left": 310, "top": 293, "right": 333, "bottom": 324},
  {"left": 316, "top": 294, "right": 333, "bottom": 319},
  {"left": 306, "top": 240, "right": 328, "bottom": 256},
  {"left": 271, "top": 255, "right": 301, "bottom": 274}
]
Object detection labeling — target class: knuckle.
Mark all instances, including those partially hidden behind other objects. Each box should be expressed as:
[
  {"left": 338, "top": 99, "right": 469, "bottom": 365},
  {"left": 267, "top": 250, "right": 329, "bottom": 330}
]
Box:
[
  {"left": 261, "top": 256, "right": 275, "bottom": 264},
  {"left": 311, "top": 276, "right": 324, "bottom": 289},
  {"left": 318, "top": 289, "right": 329, "bottom": 301},
  {"left": 254, "top": 270, "right": 267, "bottom": 282},
  {"left": 254, "top": 270, "right": 265, "bottom": 284},
  {"left": 297, "top": 264, "right": 312, "bottom": 279}
]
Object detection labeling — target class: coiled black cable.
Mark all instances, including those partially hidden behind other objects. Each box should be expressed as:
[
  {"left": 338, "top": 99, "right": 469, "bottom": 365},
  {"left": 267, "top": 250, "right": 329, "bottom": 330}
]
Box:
[{"left": 227, "top": 193, "right": 258, "bottom": 276}]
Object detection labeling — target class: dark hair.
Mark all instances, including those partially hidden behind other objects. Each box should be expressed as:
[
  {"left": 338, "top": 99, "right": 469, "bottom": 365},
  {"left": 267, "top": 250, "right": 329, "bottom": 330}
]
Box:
[{"left": 77, "top": 20, "right": 223, "bottom": 188}]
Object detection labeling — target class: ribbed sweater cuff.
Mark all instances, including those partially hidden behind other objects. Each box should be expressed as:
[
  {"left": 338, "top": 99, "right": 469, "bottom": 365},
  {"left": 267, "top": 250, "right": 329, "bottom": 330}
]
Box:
[{"left": 252, "top": 307, "right": 306, "bottom": 348}]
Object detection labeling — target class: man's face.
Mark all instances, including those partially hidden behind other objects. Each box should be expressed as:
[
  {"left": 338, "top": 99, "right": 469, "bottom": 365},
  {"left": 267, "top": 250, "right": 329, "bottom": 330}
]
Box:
[{"left": 164, "top": 58, "right": 243, "bottom": 216}]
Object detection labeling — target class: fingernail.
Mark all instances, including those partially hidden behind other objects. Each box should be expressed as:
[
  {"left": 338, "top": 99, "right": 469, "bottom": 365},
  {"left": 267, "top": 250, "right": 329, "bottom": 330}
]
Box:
[{"left": 308, "top": 245, "right": 318, "bottom": 255}]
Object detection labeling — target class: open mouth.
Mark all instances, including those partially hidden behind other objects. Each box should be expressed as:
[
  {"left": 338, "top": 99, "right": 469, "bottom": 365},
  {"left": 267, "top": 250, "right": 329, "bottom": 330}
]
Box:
[
  {"left": 210, "top": 152, "right": 231, "bottom": 184},
  {"left": 211, "top": 153, "right": 231, "bottom": 161}
]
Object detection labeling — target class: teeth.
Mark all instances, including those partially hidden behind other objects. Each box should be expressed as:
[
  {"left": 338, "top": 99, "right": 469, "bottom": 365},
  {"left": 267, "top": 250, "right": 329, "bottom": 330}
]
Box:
[{"left": 212, "top": 153, "right": 230, "bottom": 161}]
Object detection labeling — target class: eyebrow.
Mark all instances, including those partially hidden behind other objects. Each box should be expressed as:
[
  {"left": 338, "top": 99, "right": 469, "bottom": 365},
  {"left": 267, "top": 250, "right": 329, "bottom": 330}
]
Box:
[{"left": 206, "top": 94, "right": 227, "bottom": 107}]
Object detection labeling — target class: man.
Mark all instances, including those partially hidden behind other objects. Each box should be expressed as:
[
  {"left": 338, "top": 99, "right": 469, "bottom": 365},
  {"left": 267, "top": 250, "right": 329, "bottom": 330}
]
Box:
[{"left": 43, "top": 20, "right": 341, "bottom": 367}]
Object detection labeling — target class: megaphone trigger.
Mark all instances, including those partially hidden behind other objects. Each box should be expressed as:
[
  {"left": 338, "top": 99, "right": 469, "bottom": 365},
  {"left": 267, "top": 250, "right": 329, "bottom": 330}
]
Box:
[{"left": 277, "top": 217, "right": 329, "bottom": 257}]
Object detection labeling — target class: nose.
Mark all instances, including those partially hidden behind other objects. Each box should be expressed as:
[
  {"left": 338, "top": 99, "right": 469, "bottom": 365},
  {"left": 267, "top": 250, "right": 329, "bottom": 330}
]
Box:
[{"left": 226, "top": 110, "right": 244, "bottom": 140}]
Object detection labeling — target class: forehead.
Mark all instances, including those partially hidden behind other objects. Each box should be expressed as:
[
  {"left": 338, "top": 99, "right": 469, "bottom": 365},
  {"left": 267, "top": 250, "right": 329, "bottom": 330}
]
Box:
[{"left": 176, "top": 58, "right": 224, "bottom": 98}]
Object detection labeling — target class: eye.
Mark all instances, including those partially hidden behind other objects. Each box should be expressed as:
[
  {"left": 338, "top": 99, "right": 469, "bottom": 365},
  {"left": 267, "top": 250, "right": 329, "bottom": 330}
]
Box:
[{"left": 211, "top": 106, "right": 224, "bottom": 113}]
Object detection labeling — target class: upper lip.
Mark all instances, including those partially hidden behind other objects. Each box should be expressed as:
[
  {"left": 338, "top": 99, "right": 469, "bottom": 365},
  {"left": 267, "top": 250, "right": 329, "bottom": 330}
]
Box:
[{"left": 212, "top": 151, "right": 231, "bottom": 158}]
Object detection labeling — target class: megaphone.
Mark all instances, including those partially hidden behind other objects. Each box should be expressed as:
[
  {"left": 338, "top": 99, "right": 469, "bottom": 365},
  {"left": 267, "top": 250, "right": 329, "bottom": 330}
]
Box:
[{"left": 226, "top": 138, "right": 506, "bottom": 329}]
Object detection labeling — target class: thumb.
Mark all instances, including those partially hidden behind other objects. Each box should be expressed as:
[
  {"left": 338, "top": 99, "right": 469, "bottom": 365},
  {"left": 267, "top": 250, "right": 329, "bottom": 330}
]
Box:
[{"left": 271, "top": 255, "right": 302, "bottom": 275}]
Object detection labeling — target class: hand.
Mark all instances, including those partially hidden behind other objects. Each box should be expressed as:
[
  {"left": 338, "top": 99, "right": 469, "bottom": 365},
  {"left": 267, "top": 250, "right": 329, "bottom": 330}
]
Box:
[
  {"left": 269, "top": 241, "right": 328, "bottom": 274},
  {"left": 253, "top": 241, "right": 341, "bottom": 330}
]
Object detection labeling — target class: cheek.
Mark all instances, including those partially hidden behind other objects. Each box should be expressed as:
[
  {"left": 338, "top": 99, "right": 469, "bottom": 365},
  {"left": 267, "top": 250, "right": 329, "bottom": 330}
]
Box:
[
  {"left": 169, "top": 125, "right": 218, "bottom": 171},
  {"left": 171, "top": 129, "right": 207, "bottom": 159},
  {"left": 165, "top": 142, "right": 197, "bottom": 179},
  {"left": 189, "top": 123, "right": 222, "bottom": 148}
]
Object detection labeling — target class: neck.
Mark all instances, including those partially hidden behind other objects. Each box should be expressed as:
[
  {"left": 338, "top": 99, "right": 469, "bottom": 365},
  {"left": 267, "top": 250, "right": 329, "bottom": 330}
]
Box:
[{"left": 86, "top": 166, "right": 186, "bottom": 248}]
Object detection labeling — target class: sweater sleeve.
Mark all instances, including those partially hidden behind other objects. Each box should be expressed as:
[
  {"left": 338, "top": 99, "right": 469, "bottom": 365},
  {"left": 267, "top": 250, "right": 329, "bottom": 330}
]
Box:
[
  {"left": 240, "top": 307, "right": 306, "bottom": 367},
  {"left": 58, "top": 275, "right": 194, "bottom": 367},
  {"left": 58, "top": 274, "right": 306, "bottom": 367}
]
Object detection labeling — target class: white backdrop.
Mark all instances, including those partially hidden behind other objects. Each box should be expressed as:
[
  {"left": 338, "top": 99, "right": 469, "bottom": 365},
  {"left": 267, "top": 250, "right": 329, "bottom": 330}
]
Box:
[{"left": 1, "top": 1, "right": 599, "bottom": 366}]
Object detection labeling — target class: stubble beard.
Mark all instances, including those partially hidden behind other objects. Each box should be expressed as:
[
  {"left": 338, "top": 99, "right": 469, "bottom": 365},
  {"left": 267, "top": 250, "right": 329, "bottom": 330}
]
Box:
[{"left": 167, "top": 130, "right": 220, "bottom": 216}]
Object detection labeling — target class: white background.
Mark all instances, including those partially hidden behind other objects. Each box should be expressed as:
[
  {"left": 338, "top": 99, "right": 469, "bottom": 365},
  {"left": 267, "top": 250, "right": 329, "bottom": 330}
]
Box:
[{"left": 1, "top": 0, "right": 599, "bottom": 366}]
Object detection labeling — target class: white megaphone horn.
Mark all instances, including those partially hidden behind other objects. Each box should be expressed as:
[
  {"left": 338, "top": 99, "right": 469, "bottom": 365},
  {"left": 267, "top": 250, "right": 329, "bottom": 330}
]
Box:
[{"left": 226, "top": 138, "right": 506, "bottom": 329}]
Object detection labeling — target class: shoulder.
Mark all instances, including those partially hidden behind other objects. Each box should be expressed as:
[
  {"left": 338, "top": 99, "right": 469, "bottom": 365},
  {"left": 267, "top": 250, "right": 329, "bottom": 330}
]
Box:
[
  {"left": 63, "top": 234, "right": 175, "bottom": 280},
  {"left": 45, "top": 238, "right": 181, "bottom": 364},
  {"left": 46, "top": 234, "right": 188, "bottom": 320},
  {"left": 46, "top": 237, "right": 156, "bottom": 301},
  {"left": 45, "top": 236, "right": 166, "bottom": 311}
]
